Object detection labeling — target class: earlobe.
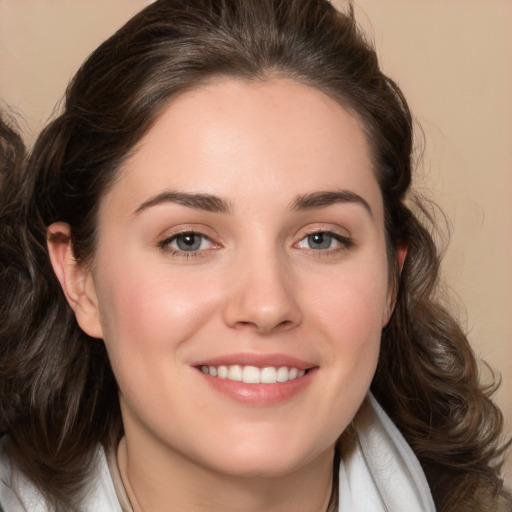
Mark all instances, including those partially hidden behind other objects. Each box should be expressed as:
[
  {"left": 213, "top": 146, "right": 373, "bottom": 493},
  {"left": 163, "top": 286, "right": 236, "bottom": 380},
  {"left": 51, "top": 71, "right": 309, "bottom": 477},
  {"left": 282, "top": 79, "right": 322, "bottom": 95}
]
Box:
[
  {"left": 47, "top": 222, "right": 104, "bottom": 339},
  {"left": 396, "top": 242, "right": 408, "bottom": 274}
]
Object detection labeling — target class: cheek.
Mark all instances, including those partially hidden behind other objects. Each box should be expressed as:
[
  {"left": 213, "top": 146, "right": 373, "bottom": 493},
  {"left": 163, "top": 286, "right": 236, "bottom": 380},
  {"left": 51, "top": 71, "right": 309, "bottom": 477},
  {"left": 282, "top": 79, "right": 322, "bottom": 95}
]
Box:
[
  {"left": 302, "top": 255, "right": 389, "bottom": 382},
  {"left": 93, "top": 258, "right": 220, "bottom": 380},
  {"left": 306, "top": 256, "right": 390, "bottom": 335}
]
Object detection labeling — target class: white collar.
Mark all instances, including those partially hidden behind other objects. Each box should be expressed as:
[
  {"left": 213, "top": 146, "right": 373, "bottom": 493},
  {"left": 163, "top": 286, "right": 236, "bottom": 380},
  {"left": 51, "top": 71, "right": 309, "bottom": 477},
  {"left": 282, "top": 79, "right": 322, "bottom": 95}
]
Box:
[{"left": 338, "top": 393, "right": 436, "bottom": 511}]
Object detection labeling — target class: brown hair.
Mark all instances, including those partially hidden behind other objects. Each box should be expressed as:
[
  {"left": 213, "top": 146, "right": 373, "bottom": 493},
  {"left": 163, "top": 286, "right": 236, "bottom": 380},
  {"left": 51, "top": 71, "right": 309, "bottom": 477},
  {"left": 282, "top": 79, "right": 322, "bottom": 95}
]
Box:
[{"left": 0, "top": 1, "right": 510, "bottom": 510}]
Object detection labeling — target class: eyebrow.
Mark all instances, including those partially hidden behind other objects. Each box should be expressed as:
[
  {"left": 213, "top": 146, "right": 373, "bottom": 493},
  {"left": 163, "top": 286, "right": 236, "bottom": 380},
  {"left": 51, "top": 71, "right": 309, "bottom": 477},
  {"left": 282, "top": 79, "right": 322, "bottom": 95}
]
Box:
[
  {"left": 134, "top": 188, "right": 372, "bottom": 217},
  {"left": 290, "top": 190, "right": 373, "bottom": 216},
  {"left": 134, "top": 191, "right": 233, "bottom": 215}
]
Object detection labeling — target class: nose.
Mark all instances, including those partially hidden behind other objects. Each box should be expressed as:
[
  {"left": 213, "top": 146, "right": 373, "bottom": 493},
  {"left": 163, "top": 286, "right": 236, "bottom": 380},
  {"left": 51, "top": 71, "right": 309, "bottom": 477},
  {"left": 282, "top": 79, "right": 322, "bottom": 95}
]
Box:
[{"left": 222, "top": 251, "right": 303, "bottom": 334}]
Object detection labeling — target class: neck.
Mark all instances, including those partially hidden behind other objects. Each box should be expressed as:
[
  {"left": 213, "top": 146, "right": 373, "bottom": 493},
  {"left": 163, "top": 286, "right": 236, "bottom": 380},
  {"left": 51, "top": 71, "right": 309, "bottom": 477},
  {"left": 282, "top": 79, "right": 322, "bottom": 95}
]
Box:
[{"left": 117, "top": 436, "right": 335, "bottom": 512}]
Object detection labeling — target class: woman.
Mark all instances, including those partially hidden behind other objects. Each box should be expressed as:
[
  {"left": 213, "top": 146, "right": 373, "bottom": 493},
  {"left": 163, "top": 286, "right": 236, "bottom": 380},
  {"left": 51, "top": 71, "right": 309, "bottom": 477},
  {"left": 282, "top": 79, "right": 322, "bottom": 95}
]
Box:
[{"left": 0, "top": 0, "right": 510, "bottom": 511}]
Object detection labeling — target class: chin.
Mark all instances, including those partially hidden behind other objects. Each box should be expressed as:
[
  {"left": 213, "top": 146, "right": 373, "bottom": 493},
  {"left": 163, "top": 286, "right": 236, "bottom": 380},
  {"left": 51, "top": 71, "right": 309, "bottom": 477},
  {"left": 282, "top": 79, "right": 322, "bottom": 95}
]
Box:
[{"left": 194, "top": 435, "right": 334, "bottom": 480}]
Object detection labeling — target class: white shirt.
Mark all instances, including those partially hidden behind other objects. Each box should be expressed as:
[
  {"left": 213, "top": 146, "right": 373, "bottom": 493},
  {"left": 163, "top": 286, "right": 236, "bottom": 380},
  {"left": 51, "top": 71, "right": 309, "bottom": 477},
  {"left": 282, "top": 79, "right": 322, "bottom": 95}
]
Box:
[{"left": 0, "top": 393, "right": 435, "bottom": 511}]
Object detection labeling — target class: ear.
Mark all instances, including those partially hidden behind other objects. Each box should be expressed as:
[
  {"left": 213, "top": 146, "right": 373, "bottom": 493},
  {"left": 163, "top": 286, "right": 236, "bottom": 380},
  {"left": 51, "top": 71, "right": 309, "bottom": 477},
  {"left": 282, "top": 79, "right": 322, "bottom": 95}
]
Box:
[
  {"left": 383, "top": 242, "right": 408, "bottom": 326},
  {"left": 396, "top": 242, "right": 408, "bottom": 274},
  {"left": 47, "top": 222, "right": 104, "bottom": 339}
]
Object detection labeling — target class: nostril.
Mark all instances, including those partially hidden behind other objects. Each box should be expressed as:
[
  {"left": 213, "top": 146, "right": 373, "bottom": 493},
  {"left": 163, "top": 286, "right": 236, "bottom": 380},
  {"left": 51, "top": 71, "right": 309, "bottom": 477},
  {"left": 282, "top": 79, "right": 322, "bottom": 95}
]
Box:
[
  {"left": 222, "top": 278, "right": 303, "bottom": 333},
  {"left": 231, "top": 318, "right": 296, "bottom": 333}
]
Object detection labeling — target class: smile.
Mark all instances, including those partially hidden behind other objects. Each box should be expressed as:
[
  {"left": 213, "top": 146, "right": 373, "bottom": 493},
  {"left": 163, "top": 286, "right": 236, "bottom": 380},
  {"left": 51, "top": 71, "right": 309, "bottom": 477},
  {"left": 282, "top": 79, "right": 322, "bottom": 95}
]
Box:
[{"left": 201, "top": 365, "right": 307, "bottom": 384}]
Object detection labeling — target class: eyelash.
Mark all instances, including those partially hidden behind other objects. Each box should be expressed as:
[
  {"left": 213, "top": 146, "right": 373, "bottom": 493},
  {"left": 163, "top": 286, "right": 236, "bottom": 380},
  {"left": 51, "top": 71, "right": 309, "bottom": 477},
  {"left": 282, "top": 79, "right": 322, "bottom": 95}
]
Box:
[
  {"left": 158, "top": 229, "right": 354, "bottom": 259},
  {"left": 158, "top": 231, "right": 216, "bottom": 259},
  {"left": 295, "top": 230, "right": 354, "bottom": 254}
]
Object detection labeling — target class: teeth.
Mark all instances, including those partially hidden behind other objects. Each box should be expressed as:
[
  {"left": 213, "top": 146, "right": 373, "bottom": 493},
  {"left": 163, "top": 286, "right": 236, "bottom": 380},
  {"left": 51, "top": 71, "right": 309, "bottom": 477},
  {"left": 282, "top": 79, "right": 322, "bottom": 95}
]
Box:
[
  {"left": 242, "top": 365, "right": 260, "bottom": 384},
  {"left": 201, "top": 365, "right": 307, "bottom": 384},
  {"left": 260, "top": 366, "right": 277, "bottom": 384},
  {"left": 276, "top": 366, "right": 289, "bottom": 382},
  {"left": 228, "top": 365, "right": 243, "bottom": 382}
]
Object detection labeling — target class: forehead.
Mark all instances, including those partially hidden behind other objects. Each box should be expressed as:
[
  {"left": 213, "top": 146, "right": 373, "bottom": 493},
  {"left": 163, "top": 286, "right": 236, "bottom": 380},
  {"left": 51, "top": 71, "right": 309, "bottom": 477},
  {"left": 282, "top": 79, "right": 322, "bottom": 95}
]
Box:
[{"left": 101, "top": 78, "right": 382, "bottom": 219}]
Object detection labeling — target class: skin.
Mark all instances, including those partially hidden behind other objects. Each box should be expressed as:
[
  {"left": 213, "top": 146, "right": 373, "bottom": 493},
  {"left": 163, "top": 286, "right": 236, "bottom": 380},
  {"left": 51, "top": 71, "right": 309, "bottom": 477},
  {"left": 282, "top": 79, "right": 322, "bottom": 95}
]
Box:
[{"left": 49, "top": 78, "right": 400, "bottom": 512}]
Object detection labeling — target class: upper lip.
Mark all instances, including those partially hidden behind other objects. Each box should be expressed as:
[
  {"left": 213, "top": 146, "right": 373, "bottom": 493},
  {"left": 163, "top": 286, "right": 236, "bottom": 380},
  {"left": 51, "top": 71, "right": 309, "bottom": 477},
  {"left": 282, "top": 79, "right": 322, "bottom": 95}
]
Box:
[{"left": 192, "top": 353, "right": 315, "bottom": 371}]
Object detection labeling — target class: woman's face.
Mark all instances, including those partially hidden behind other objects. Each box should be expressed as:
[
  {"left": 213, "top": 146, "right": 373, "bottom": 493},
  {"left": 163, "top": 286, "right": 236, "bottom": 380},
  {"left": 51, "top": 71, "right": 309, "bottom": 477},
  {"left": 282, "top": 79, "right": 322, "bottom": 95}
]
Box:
[{"left": 84, "top": 79, "right": 393, "bottom": 478}]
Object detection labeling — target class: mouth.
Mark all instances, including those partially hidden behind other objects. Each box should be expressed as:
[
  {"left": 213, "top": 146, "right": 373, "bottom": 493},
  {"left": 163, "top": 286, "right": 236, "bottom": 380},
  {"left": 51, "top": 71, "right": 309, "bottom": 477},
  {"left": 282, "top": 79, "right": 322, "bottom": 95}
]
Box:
[
  {"left": 193, "top": 355, "right": 317, "bottom": 406},
  {"left": 200, "top": 364, "right": 308, "bottom": 384}
]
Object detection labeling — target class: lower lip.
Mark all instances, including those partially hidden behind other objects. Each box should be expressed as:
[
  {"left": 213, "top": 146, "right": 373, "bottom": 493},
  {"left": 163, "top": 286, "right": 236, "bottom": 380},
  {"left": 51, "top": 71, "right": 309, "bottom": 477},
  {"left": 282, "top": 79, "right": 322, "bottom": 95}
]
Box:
[{"left": 197, "top": 368, "right": 316, "bottom": 406}]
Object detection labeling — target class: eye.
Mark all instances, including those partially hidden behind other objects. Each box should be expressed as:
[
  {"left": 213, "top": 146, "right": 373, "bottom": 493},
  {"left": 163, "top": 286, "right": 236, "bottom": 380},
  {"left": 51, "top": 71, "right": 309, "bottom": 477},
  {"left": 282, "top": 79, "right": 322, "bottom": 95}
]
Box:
[
  {"left": 161, "top": 232, "right": 214, "bottom": 252},
  {"left": 296, "top": 231, "right": 352, "bottom": 251}
]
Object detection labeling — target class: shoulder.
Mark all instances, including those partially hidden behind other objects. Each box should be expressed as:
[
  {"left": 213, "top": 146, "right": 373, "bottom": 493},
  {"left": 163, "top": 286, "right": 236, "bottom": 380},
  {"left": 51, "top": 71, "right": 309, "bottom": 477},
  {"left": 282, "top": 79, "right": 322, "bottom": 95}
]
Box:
[{"left": 0, "top": 439, "right": 122, "bottom": 512}]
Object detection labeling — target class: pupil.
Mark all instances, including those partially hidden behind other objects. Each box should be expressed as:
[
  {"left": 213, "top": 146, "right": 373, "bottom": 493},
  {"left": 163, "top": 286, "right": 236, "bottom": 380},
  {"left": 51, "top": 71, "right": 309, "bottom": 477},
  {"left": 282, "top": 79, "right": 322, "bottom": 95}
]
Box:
[
  {"left": 309, "top": 233, "right": 331, "bottom": 249},
  {"left": 177, "top": 234, "right": 200, "bottom": 251}
]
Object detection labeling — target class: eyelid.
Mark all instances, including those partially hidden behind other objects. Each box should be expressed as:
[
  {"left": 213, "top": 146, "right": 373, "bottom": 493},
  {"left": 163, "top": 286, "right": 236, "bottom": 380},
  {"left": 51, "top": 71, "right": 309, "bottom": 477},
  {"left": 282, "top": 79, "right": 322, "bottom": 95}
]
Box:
[
  {"left": 156, "top": 223, "right": 217, "bottom": 243},
  {"left": 166, "top": 232, "right": 213, "bottom": 250},
  {"left": 293, "top": 225, "right": 355, "bottom": 252},
  {"left": 157, "top": 226, "right": 222, "bottom": 258},
  {"left": 294, "top": 223, "right": 352, "bottom": 240}
]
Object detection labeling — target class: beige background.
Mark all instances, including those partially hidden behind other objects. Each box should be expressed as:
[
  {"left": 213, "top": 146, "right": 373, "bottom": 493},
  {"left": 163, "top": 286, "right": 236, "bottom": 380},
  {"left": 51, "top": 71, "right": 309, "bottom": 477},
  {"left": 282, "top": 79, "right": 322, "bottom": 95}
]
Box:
[{"left": 1, "top": 0, "right": 510, "bottom": 483}]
